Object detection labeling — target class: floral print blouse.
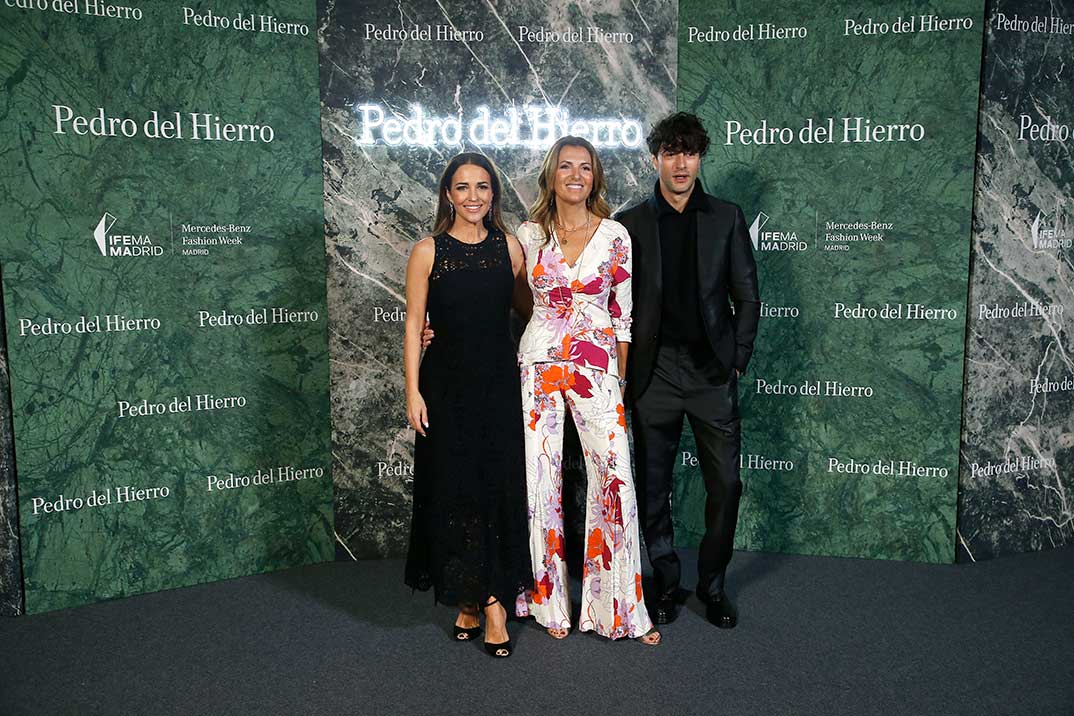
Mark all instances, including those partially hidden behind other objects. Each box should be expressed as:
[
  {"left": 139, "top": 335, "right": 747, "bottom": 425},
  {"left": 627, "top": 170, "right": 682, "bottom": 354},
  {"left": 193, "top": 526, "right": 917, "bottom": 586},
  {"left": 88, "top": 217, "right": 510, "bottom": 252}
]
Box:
[{"left": 517, "top": 219, "right": 633, "bottom": 377}]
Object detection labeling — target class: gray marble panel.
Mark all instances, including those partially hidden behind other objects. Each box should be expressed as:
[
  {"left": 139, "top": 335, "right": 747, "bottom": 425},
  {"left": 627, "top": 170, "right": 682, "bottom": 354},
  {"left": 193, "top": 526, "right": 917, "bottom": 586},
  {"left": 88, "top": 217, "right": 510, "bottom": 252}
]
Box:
[
  {"left": 958, "top": 0, "right": 1074, "bottom": 560},
  {"left": 0, "top": 291, "right": 23, "bottom": 616},
  {"left": 318, "top": 0, "right": 677, "bottom": 558}
]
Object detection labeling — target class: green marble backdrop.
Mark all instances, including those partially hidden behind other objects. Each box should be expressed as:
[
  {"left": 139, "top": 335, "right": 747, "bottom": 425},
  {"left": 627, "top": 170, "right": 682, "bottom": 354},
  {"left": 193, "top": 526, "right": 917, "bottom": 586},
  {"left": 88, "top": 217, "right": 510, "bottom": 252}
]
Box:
[
  {"left": 674, "top": 0, "right": 985, "bottom": 562},
  {"left": 0, "top": 0, "right": 332, "bottom": 613}
]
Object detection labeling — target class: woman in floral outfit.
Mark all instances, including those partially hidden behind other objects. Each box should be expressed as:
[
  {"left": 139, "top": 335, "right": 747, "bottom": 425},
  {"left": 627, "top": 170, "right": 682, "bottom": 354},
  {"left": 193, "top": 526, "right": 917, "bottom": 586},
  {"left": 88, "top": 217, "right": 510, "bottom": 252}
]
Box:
[{"left": 514, "top": 136, "right": 660, "bottom": 645}]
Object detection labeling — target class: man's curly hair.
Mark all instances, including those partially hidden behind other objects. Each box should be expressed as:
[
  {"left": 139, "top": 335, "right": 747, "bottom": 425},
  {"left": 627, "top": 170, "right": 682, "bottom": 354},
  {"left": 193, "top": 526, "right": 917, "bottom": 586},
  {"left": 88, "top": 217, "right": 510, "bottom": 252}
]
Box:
[{"left": 646, "top": 112, "right": 710, "bottom": 157}]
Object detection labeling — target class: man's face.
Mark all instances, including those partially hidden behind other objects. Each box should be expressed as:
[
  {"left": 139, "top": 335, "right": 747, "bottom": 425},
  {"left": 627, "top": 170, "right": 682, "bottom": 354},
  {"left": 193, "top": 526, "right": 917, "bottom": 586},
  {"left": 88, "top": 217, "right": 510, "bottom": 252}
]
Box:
[{"left": 653, "top": 147, "right": 701, "bottom": 196}]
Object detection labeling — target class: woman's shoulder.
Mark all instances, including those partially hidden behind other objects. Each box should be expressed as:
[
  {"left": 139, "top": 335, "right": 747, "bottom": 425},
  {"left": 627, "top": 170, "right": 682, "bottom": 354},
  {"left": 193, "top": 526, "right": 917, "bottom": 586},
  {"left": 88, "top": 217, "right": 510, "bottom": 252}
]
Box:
[
  {"left": 408, "top": 236, "right": 436, "bottom": 274},
  {"left": 599, "top": 217, "right": 629, "bottom": 236},
  {"left": 516, "top": 221, "right": 544, "bottom": 243},
  {"left": 411, "top": 235, "right": 436, "bottom": 258},
  {"left": 598, "top": 217, "right": 631, "bottom": 244}
]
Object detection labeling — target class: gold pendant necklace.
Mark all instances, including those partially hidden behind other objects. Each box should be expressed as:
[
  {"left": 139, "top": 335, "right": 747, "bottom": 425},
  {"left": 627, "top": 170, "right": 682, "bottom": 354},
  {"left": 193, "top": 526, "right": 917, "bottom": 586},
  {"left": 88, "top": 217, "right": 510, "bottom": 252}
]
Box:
[{"left": 556, "top": 212, "right": 591, "bottom": 246}]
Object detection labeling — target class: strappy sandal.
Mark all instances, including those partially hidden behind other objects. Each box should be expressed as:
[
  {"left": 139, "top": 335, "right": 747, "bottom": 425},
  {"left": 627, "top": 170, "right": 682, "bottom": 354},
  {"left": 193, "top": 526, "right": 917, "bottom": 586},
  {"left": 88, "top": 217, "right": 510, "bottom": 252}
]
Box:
[
  {"left": 483, "top": 597, "right": 512, "bottom": 658},
  {"left": 546, "top": 626, "right": 570, "bottom": 640},
  {"left": 635, "top": 628, "right": 662, "bottom": 646}
]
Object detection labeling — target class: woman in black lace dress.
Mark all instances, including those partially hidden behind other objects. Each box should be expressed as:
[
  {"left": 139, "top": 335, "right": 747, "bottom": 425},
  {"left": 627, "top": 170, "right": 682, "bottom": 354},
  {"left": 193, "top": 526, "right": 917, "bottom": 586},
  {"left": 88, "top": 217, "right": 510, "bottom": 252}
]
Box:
[{"left": 403, "top": 153, "right": 531, "bottom": 658}]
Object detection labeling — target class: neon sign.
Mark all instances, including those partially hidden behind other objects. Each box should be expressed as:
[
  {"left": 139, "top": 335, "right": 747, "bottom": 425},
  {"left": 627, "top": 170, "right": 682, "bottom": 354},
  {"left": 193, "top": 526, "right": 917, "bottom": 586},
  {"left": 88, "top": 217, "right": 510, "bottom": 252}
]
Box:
[{"left": 355, "top": 104, "right": 645, "bottom": 149}]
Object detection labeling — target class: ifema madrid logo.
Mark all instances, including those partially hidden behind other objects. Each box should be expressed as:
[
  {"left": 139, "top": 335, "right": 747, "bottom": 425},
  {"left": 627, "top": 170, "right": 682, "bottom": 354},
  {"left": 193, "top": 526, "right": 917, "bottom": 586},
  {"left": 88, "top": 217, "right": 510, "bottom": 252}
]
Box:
[
  {"left": 1030, "top": 210, "right": 1071, "bottom": 250},
  {"left": 92, "top": 212, "right": 164, "bottom": 257},
  {"left": 748, "top": 211, "right": 808, "bottom": 252}
]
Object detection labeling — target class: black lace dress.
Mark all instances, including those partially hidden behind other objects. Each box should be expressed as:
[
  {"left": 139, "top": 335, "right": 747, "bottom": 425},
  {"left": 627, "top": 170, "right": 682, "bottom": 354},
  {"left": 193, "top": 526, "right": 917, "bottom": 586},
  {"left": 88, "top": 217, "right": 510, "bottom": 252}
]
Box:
[{"left": 405, "top": 228, "right": 532, "bottom": 607}]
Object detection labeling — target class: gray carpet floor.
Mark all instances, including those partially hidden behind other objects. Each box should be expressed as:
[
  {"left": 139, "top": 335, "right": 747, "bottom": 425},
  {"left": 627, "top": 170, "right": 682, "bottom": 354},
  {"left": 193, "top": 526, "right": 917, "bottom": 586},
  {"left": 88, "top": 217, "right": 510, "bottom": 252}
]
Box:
[{"left": 1, "top": 547, "right": 1072, "bottom": 716}]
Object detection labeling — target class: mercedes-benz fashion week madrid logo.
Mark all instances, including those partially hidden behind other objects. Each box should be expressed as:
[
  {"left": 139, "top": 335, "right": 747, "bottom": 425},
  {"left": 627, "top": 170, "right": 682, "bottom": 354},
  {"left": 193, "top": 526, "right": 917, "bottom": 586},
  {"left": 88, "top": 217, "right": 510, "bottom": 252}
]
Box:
[{"left": 92, "top": 212, "right": 164, "bottom": 256}]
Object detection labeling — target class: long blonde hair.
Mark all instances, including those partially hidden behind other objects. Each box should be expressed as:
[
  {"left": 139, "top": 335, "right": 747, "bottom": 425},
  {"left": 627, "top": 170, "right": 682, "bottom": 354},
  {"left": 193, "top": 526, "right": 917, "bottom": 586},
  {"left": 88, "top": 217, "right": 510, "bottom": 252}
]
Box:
[{"left": 529, "top": 136, "right": 611, "bottom": 245}]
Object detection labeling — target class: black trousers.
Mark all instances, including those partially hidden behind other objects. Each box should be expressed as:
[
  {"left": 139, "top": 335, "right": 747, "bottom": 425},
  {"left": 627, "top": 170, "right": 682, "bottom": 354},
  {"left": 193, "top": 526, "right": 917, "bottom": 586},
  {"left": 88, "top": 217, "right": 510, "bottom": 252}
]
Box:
[{"left": 632, "top": 342, "right": 743, "bottom": 600}]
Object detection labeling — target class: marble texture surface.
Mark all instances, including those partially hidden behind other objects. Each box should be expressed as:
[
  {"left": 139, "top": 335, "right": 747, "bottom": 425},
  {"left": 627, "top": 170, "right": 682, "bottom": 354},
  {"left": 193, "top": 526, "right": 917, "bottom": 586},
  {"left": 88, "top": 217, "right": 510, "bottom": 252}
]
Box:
[
  {"left": 0, "top": 0, "right": 333, "bottom": 613},
  {"left": 0, "top": 297, "right": 22, "bottom": 616},
  {"left": 674, "top": 0, "right": 985, "bottom": 562},
  {"left": 319, "top": 0, "right": 677, "bottom": 558},
  {"left": 957, "top": 0, "right": 1074, "bottom": 560}
]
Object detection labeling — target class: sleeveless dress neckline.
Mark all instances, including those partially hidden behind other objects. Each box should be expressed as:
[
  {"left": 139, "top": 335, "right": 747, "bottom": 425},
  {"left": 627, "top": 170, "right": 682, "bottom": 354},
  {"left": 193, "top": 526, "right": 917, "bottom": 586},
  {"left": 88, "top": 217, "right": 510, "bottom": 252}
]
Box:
[{"left": 444, "top": 229, "right": 491, "bottom": 246}]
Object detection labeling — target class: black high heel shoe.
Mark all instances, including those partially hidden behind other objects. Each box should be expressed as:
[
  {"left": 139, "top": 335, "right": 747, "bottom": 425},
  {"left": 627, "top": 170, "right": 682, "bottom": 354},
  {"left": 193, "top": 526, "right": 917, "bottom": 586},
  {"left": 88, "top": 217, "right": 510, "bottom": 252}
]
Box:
[
  {"left": 483, "top": 597, "right": 512, "bottom": 658},
  {"left": 453, "top": 606, "right": 481, "bottom": 642},
  {"left": 453, "top": 623, "right": 481, "bottom": 641}
]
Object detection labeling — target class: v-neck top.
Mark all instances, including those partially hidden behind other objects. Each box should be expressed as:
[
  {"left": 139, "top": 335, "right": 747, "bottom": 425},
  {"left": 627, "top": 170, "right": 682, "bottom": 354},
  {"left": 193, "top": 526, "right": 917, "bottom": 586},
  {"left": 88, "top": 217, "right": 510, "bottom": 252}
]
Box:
[{"left": 517, "top": 219, "right": 633, "bottom": 376}]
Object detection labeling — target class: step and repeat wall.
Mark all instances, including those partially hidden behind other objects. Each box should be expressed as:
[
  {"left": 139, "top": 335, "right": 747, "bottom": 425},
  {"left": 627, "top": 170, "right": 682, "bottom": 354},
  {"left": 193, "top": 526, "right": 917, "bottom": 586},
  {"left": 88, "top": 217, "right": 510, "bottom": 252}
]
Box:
[
  {"left": 672, "top": 0, "right": 987, "bottom": 562},
  {"left": 958, "top": 0, "right": 1074, "bottom": 560},
  {"left": 0, "top": 0, "right": 334, "bottom": 614},
  {"left": 1, "top": 0, "right": 1070, "bottom": 614},
  {"left": 319, "top": 0, "right": 677, "bottom": 559}
]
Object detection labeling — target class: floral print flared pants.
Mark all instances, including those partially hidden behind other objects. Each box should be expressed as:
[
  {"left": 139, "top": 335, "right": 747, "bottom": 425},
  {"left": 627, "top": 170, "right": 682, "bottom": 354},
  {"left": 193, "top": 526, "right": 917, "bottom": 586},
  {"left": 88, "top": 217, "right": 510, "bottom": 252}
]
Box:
[{"left": 516, "top": 361, "right": 654, "bottom": 639}]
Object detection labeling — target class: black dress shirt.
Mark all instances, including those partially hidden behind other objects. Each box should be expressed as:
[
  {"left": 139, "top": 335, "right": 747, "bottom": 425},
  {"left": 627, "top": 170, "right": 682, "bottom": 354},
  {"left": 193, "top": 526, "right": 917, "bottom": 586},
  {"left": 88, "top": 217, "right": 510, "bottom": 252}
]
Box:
[{"left": 655, "top": 181, "right": 709, "bottom": 347}]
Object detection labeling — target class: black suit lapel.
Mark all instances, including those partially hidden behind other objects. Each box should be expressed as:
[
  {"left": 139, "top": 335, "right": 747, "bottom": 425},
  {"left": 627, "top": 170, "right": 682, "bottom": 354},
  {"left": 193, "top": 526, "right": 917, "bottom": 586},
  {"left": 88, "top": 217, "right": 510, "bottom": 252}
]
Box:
[
  {"left": 695, "top": 200, "right": 715, "bottom": 296},
  {"left": 645, "top": 195, "right": 662, "bottom": 296}
]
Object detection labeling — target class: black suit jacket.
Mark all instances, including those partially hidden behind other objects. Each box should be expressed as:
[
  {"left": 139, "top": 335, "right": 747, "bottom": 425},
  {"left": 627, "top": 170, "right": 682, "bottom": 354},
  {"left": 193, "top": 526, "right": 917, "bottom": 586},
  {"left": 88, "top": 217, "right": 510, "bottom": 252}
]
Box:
[{"left": 614, "top": 190, "right": 761, "bottom": 399}]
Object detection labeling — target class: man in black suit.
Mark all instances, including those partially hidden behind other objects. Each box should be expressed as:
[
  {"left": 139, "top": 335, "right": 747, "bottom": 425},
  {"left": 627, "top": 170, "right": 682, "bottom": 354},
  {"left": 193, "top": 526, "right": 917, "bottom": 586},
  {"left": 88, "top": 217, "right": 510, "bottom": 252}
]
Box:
[{"left": 614, "top": 113, "right": 760, "bottom": 628}]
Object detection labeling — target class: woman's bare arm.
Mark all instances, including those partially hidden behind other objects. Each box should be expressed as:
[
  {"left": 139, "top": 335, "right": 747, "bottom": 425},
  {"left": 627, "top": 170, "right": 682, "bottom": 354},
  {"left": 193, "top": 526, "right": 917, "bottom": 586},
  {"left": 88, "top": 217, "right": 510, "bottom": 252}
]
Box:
[
  {"left": 507, "top": 234, "right": 533, "bottom": 321},
  {"left": 404, "top": 237, "right": 435, "bottom": 435}
]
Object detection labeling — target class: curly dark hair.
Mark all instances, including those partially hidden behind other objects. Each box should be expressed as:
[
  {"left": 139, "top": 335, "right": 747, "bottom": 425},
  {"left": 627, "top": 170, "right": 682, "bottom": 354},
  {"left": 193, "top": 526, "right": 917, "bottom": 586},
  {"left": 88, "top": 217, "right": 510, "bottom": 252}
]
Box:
[{"left": 646, "top": 112, "right": 710, "bottom": 156}]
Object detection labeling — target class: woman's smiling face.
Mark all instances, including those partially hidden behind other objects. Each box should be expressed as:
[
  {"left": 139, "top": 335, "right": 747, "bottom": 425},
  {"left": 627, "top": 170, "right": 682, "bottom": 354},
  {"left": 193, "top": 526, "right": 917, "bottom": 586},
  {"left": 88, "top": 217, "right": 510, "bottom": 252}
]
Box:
[
  {"left": 552, "top": 144, "right": 594, "bottom": 207},
  {"left": 446, "top": 163, "right": 493, "bottom": 224}
]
